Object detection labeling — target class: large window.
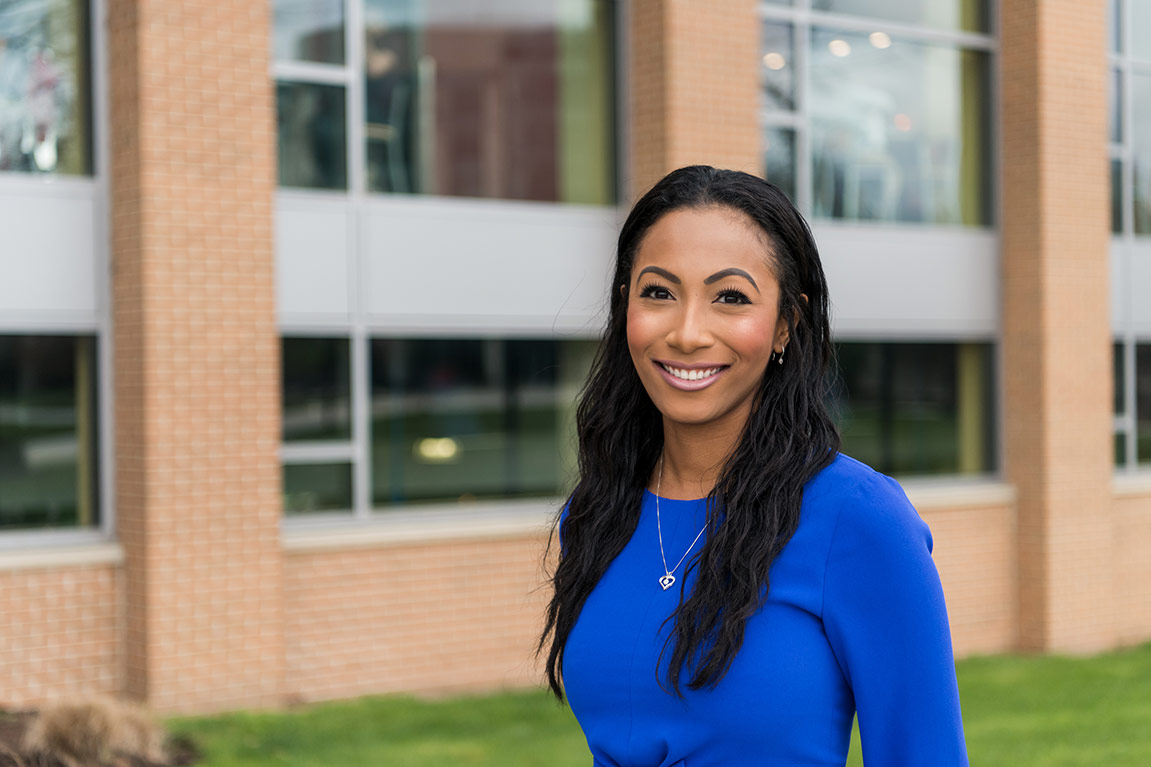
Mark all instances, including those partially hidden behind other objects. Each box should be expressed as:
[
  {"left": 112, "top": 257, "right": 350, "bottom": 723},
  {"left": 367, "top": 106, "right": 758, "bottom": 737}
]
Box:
[
  {"left": 1115, "top": 341, "right": 1151, "bottom": 468},
  {"left": 280, "top": 335, "right": 594, "bottom": 516},
  {"left": 273, "top": 0, "right": 616, "bottom": 204},
  {"left": 1111, "top": 0, "right": 1151, "bottom": 236},
  {"left": 833, "top": 342, "right": 996, "bottom": 477},
  {"left": 0, "top": 0, "right": 92, "bottom": 176},
  {"left": 0, "top": 335, "right": 100, "bottom": 530},
  {"left": 760, "top": 1, "right": 993, "bottom": 225}
]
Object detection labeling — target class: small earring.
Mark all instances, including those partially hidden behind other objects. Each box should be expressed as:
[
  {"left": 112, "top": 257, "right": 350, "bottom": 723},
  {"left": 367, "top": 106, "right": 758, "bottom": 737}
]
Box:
[{"left": 777, "top": 347, "right": 785, "bottom": 365}]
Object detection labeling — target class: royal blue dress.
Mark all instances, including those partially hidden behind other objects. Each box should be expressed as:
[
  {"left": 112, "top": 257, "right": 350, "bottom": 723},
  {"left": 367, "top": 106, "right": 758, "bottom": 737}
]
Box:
[{"left": 563, "top": 454, "right": 969, "bottom": 766}]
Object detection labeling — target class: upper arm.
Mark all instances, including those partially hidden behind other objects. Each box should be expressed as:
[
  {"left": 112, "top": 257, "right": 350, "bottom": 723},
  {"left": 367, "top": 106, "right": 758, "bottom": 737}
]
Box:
[{"left": 822, "top": 477, "right": 969, "bottom": 766}]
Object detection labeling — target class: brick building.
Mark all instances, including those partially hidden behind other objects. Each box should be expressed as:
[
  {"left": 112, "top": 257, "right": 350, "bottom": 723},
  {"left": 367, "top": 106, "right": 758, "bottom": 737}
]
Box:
[{"left": 0, "top": 0, "right": 1149, "bottom": 714}]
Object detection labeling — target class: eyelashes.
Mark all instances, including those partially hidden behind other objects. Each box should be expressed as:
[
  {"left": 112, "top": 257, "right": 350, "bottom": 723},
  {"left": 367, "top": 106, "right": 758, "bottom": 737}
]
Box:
[{"left": 637, "top": 282, "right": 751, "bottom": 305}]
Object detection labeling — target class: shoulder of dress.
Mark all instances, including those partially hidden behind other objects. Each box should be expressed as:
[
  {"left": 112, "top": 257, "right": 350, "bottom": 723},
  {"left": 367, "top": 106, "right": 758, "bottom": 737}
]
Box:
[{"left": 803, "top": 453, "right": 928, "bottom": 545}]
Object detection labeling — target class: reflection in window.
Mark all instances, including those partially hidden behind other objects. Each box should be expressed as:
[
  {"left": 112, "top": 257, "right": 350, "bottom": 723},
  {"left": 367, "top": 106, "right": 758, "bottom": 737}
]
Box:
[
  {"left": 274, "top": 0, "right": 345, "bottom": 64},
  {"left": 284, "top": 462, "right": 352, "bottom": 514},
  {"left": 1112, "top": 158, "right": 1123, "bottom": 234},
  {"left": 810, "top": 29, "right": 991, "bottom": 226},
  {"left": 1114, "top": 341, "right": 1126, "bottom": 415},
  {"left": 812, "top": 0, "right": 989, "bottom": 34},
  {"left": 370, "top": 339, "right": 595, "bottom": 506},
  {"left": 832, "top": 342, "right": 996, "bottom": 476},
  {"left": 1110, "top": 68, "right": 1123, "bottom": 144},
  {"left": 764, "top": 126, "right": 796, "bottom": 204},
  {"left": 1138, "top": 344, "right": 1151, "bottom": 464},
  {"left": 0, "top": 0, "right": 91, "bottom": 175},
  {"left": 282, "top": 337, "right": 351, "bottom": 441},
  {"left": 761, "top": 22, "right": 794, "bottom": 111},
  {"left": 0, "top": 335, "right": 99, "bottom": 530},
  {"left": 1134, "top": 72, "right": 1151, "bottom": 235},
  {"left": 276, "top": 81, "right": 347, "bottom": 190},
  {"left": 362, "top": 0, "right": 615, "bottom": 205},
  {"left": 1110, "top": 0, "right": 1122, "bottom": 54}
]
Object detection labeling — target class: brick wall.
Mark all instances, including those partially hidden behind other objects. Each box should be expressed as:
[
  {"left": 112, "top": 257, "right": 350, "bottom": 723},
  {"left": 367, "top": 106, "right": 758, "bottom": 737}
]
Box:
[
  {"left": 1115, "top": 490, "right": 1151, "bottom": 645},
  {"left": 283, "top": 534, "right": 551, "bottom": 702},
  {"left": 108, "top": 0, "right": 283, "bottom": 713},
  {"left": 0, "top": 563, "right": 119, "bottom": 706},
  {"left": 1000, "top": 0, "right": 1114, "bottom": 652},
  {"left": 628, "top": 0, "right": 761, "bottom": 199}
]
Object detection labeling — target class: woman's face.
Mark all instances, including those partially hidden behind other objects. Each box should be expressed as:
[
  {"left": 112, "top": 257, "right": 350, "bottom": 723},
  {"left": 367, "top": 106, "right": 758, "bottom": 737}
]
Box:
[{"left": 626, "top": 206, "right": 790, "bottom": 435}]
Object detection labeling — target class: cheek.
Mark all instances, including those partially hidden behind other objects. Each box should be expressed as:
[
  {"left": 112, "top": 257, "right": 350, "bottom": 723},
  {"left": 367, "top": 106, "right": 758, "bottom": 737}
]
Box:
[
  {"left": 729, "top": 314, "right": 778, "bottom": 358},
  {"left": 625, "top": 308, "right": 655, "bottom": 357}
]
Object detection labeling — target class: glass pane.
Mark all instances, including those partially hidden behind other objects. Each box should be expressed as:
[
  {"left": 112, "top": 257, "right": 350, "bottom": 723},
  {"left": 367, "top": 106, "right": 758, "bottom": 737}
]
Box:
[
  {"left": 1132, "top": 0, "right": 1151, "bottom": 62},
  {"left": 812, "top": 0, "right": 989, "bottom": 34},
  {"left": 370, "top": 338, "right": 595, "bottom": 506},
  {"left": 831, "top": 342, "right": 996, "bottom": 476},
  {"left": 1112, "top": 158, "right": 1123, "bottom": 234},
  {"left": 0, "top": 335, "right": 99, "bottom": 530},
  {"left": 1115, "top": 431, "right": 1127, "bottom": 466},
  {"left": 1115, "top": 340, "right": 1126, "bottom": 414},
  {"left": 284, "top": 462, "right": 353, "bottom": 513},
  {"left": 1134, "top": 72, "right": 1151, "bottom": 235},
  {"left": 282, "top": 337, "right": 351, "bottom": 441},
  {"left": 363, "top": 0, "right": 616, "bottom": 204},
  {"left": 274, "top": 0, "right": 345, "bottom": 64},
  {"left": 764, "top": 126, "right": 796, "bottom": 204},
  {"left": 764, "top": 0, "right": 793, "bottom": 5},
  {"left": 1110, "top": 68, "right": 1123, "bottom": 144},
  {"left": 0, "top": 0, "right": 92, "bottom": 175},
  {"left": 276, "top": 81, "right": 347, "bottom": 189},
  {"left": 1138, "top": 344, "right": 1151, "bottom": 464},
  {"left": 761, "top": 22, "right": 794, "bottom": 112},
  {"left": 810, "top": 29, "right": 992, "bottom": 226}
]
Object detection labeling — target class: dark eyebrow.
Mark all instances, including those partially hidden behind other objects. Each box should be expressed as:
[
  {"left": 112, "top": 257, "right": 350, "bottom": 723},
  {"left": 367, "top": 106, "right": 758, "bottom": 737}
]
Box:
[
  {"left": 704, "top": 268, "right": 759, "bottom": 293},
  {"left": 636, "top": 266, "right": 681, "bottom": 284}
]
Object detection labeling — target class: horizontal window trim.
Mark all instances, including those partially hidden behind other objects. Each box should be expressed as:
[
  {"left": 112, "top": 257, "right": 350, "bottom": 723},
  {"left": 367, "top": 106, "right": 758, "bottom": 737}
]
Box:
[
  {"left": 760, "top": 111, "right": 802, "bottom": 128},
  {"left": 899, "top": 478, "right": 1013, "bottom": 511},
  {"left": 0, "top": 174, "right": 99, "bottom": 196},
  {"left": 272, "top": 61, "right": 352, "bottom": 85},
  {"left": 0, "top": 533, "right": 119, "bottom": 564},
  {"left": 1114, "top": 470, "right": 1151, "bottom": 496},
  {"left": 281, "top": 442, "right": 356, "bottom": 462},
  {"left": 282, "top": 497, "right": 556, "bottom": 551},
  {"left": 759, "top": 5, "right": 997, "bottom": 50}
]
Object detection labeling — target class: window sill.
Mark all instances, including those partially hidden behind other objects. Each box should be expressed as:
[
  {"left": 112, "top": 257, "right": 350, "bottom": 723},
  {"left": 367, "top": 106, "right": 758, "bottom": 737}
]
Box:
[
  {"left": 282, "top": 498, "right": 560, "bottom": 553},
  {"left": 1114, "top": 470, "right": 1151, "bottom": 497},
  {"left": 0, "top": 540, "right": 123, "bottom": 571},
  {"left": 899, "top": 478, "right": 1015, "bottom": 511}
]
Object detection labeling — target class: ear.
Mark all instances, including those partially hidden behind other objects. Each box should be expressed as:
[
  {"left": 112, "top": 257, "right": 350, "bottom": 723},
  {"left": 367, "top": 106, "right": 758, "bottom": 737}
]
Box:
[{"left": 775, "top": 293, "right": 807, "bottom": 352}]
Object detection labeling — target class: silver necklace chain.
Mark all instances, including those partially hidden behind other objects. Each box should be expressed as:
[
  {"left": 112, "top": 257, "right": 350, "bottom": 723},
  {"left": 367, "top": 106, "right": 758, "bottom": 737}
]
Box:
[{"left": 655, "top": 456, "right": 708, "bottom": 591}]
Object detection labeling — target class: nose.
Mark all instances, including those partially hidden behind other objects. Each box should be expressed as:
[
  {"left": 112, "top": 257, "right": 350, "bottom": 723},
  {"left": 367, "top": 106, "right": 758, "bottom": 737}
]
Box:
[{"left": 666, "top": 300, "right": 714, "bottom": 354}]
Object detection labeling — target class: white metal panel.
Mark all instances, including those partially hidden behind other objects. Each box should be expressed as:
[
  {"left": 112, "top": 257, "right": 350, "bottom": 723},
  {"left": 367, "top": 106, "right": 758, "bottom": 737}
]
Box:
[
  {"left": 1129, "top": 242, "right": 1151, "bottom": 337},
  {"left": 362, "top": 196, "right": 619, "bottom": 336},
  {"left": 0, "top": 180, "right": 99, "bottom": 329},
  {"left": 814, "top": 222, "right": 999, "bottom": 339},
  {"left": 276, "top": 193, "right": 354, "bottom": 325}
]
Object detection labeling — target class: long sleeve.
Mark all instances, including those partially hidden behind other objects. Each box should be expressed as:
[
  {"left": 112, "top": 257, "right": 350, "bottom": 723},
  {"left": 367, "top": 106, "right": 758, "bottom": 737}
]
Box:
[{"left": 821, "top": 475, "right": 969, "bottom": 766}]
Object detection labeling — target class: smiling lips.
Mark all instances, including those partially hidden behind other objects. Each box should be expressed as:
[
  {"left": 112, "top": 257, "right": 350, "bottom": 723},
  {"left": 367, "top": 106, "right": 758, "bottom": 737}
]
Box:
[{"left": 655, "top": 361, "right": 729, "bottom": 391}]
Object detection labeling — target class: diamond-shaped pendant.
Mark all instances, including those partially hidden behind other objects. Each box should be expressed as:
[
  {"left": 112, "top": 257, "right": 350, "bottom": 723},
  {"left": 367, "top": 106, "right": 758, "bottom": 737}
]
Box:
[{"left": 659, "top": 574, "right": 676, "bottom": 590}]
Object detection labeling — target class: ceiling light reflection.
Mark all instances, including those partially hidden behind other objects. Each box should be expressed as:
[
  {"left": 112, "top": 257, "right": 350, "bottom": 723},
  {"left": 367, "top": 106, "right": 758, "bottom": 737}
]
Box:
[
  {"left": 828, "top": 39, "right": 851, "bottom": 57},
  {"left": 869, "top": 32, "right": 892, "bottom": 49},
  {"left": 762, "top": 52, "right": 787, "bottom": 70}
]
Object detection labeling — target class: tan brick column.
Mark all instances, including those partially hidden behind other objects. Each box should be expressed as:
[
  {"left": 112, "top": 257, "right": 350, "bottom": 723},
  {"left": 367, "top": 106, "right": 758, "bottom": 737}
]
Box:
[
  {"left": 108, "top": 0, "right": 284, "bottom": 712},
  {"left": 1001, "top": 0, "right": 1114, "bottom": 652},
  {"left": 628, "top": 0, "right": 760, "bottom": 199}
]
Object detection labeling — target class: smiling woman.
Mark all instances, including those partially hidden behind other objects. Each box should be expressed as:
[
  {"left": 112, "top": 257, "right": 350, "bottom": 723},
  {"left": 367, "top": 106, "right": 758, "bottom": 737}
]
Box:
[{"left": 540, "top": 166, "right": 968, "bottom": 766}]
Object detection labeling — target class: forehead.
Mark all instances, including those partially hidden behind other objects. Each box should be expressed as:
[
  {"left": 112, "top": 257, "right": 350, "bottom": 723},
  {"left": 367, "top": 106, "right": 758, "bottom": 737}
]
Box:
[{"left": 632, "top": 207, "right": 777, "bottom": 278}]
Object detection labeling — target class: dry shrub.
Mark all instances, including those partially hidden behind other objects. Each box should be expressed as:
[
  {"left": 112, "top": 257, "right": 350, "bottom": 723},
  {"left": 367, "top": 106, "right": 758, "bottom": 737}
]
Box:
[{"left": 22, "top": 697, "right": 168, "bottom": 767}]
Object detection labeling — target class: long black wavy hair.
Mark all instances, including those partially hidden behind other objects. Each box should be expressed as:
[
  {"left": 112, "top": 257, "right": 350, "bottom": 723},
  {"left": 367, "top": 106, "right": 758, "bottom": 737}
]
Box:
[{"left": 540, "top": 165, "right": 840, "bottom": 698}]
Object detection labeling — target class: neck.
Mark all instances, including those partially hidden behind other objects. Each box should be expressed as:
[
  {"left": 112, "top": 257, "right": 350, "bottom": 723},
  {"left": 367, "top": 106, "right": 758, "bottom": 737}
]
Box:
[{"left": 656, "top": 408, "right": 749, "bottom": 500}]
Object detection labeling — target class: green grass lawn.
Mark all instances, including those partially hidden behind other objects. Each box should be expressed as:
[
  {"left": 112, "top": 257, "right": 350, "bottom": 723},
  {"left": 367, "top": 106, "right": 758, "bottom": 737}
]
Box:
[{"left": 171, "top": 642, "right": 1151, "bottom": 767}]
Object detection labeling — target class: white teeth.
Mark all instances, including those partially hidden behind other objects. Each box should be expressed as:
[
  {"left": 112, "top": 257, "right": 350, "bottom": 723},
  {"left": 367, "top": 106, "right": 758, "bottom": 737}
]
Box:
[{"left": 664, "top": 365, "right": 720, "bottom": 381}]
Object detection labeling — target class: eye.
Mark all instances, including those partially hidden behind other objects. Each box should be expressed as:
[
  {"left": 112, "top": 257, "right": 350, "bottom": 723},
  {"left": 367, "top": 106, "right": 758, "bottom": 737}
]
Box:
[
  {"left": 715, "top": 289, "right": 751, "bottom": 305},
  {"left": 639, "top": 282, "right": 673, "bottom": 300}
]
